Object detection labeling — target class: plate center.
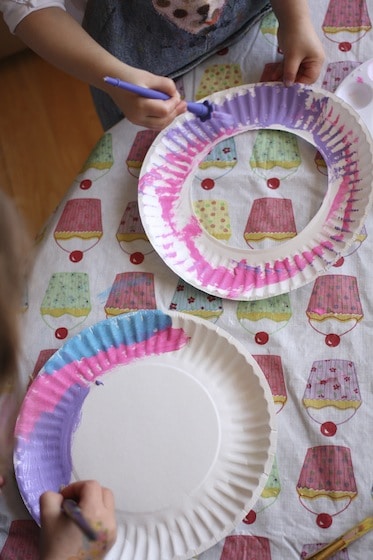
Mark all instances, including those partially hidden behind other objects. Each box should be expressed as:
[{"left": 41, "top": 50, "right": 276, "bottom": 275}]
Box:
[
  {"left": 190, "top": 129, "right": 328, "bottom": 252},
  {"left": 71, "top": 359, "right": 221, "bottom": 513}
]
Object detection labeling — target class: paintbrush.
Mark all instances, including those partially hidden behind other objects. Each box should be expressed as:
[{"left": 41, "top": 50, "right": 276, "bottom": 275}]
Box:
[
  {"left": 62, "top": 498, "right": 99, "bottom": 541},
  {"left": 305, "top": 516, "right": 373, "bottom": 559},
  {"left": 103, "top": 76, "right": 217, "bottom": 121}
]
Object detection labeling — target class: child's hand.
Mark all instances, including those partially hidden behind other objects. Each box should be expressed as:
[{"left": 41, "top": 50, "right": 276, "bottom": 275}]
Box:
[
  {"left": 274, "top": 20, "right": 325, "bottom": 86},
  {"left": 40, "top": 480, "right": 117, "bottom": 560},
  {"left": 103, "top": 68, "right": 188, "bottom": 129},
  {"left": 268, "top": 0, "right": 325, "bottom": 87}
]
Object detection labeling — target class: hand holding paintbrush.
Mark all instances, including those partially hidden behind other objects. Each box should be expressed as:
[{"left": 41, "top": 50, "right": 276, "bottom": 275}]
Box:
[
  {"left": 104, "top": 76, "right": 213, "bottom": 120},
  {"left": 39, "top": 480, "right": 117, "bottom": 560},
  {"left": 104, "top": 76, "right": 234, "bottom": 125}
]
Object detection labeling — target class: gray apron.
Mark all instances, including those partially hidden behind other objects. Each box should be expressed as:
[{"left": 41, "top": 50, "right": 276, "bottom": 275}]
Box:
[{"left": 83, "top": 0, "right": 271, "bottom": 129}]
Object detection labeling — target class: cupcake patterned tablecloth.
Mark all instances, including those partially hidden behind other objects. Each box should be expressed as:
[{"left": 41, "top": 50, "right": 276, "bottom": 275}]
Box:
[{"left": 2, "top": 1, "right": 373, "bottom": 559}]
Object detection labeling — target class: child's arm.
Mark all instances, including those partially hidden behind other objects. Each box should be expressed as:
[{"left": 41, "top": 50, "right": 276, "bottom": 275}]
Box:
[
  {"left": 14, "top": 7, "right": 187, "bottom": 129},
  {"left": 270, "top": 0, "right": 325, "bottom": 85}
]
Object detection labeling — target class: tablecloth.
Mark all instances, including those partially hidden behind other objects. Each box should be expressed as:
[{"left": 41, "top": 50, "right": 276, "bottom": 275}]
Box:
[{"left": 1, "top": 1, "right": 373, "bottom": 558}]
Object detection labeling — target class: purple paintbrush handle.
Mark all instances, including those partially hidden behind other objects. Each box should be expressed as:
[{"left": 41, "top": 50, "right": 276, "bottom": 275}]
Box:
[
  {"left": 62, "top": 499, "right": 99, "bottom": 541},
  {"left": 104, "top": 76, "right": 170, "bottom": 100},
  {"left": 104, "top": 76, "right": 210, "bottom": 119}
]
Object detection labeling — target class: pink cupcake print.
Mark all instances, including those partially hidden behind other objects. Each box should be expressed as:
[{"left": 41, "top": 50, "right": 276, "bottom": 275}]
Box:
[
  {"left": 54, "top": 198, "right": 103, "bottom": 263},
  {"left": 104, "top": 272, "right": 156, "bottom": 317},
  {"left": 220, "top": 535, "right": 272, "bottom": 560},
  {"left": 28, "top": 348, "right": 58, "bottom": 388},
  {"left": 306, "top": 274, "right": 363, "bottom": 347},
  {"left": 116, "top": 200, "right": 153, "bottom": 265},
  {"left": 244, "top": 197, "right": 297, "bottom": 249},
  {"left": 297, "top": 445, "right": 357, "bottom": 528},
  {"left": 126, "top": 129, "right": 159, "bottom": 178},
  {"left": 0, "top": 520, "right": 39, "bottom": 559},
  {"left": 253, "top": 354, "right": 287, "bottom": 413},
  {"left": 322, "top": 0, "right": 372, "bottom": 52},
  {"left": 322, "top": 60, "right": 362, "bottom": 93},
  {"left": 303, "top": 359, "right": 361, "bottom": 437}
]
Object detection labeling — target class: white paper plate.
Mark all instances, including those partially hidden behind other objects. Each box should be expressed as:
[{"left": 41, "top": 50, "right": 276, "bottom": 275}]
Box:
[
  {"left": 139, "top": 82, "right": 373, "bottom": 300},
  {"left": 336, "top": 58, "right": 373, "bottom": 138},
  {"left": 14, "top": 310, "right": 276, "bottom": 560}
]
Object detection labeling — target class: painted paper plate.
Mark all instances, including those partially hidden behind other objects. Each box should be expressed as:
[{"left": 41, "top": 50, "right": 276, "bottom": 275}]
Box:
[
  {"left": 14, "top": 309, "right": 276, "bottom": 560},
  {"left": 336, "top": 58, "right": 373, "bottom": 138},
  {"left": 139, "top": 82, "right": 373, "bottom": 300}
]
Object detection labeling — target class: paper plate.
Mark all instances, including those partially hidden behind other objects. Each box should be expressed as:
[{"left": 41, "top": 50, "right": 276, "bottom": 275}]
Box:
[
  {"left": 14, "top": 309, "right": 276, "bottom": 560},
  {"left": 138, "top": 82, "right": 373, "bottom": 300},
  {"left": 336, "top": 58, "right": 373, "bottom": 138}
]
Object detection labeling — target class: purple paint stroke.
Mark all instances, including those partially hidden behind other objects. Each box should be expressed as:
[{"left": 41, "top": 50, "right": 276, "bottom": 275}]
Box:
[{"left": 15, "top": 383, "right": 89, "bottom": 523}]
